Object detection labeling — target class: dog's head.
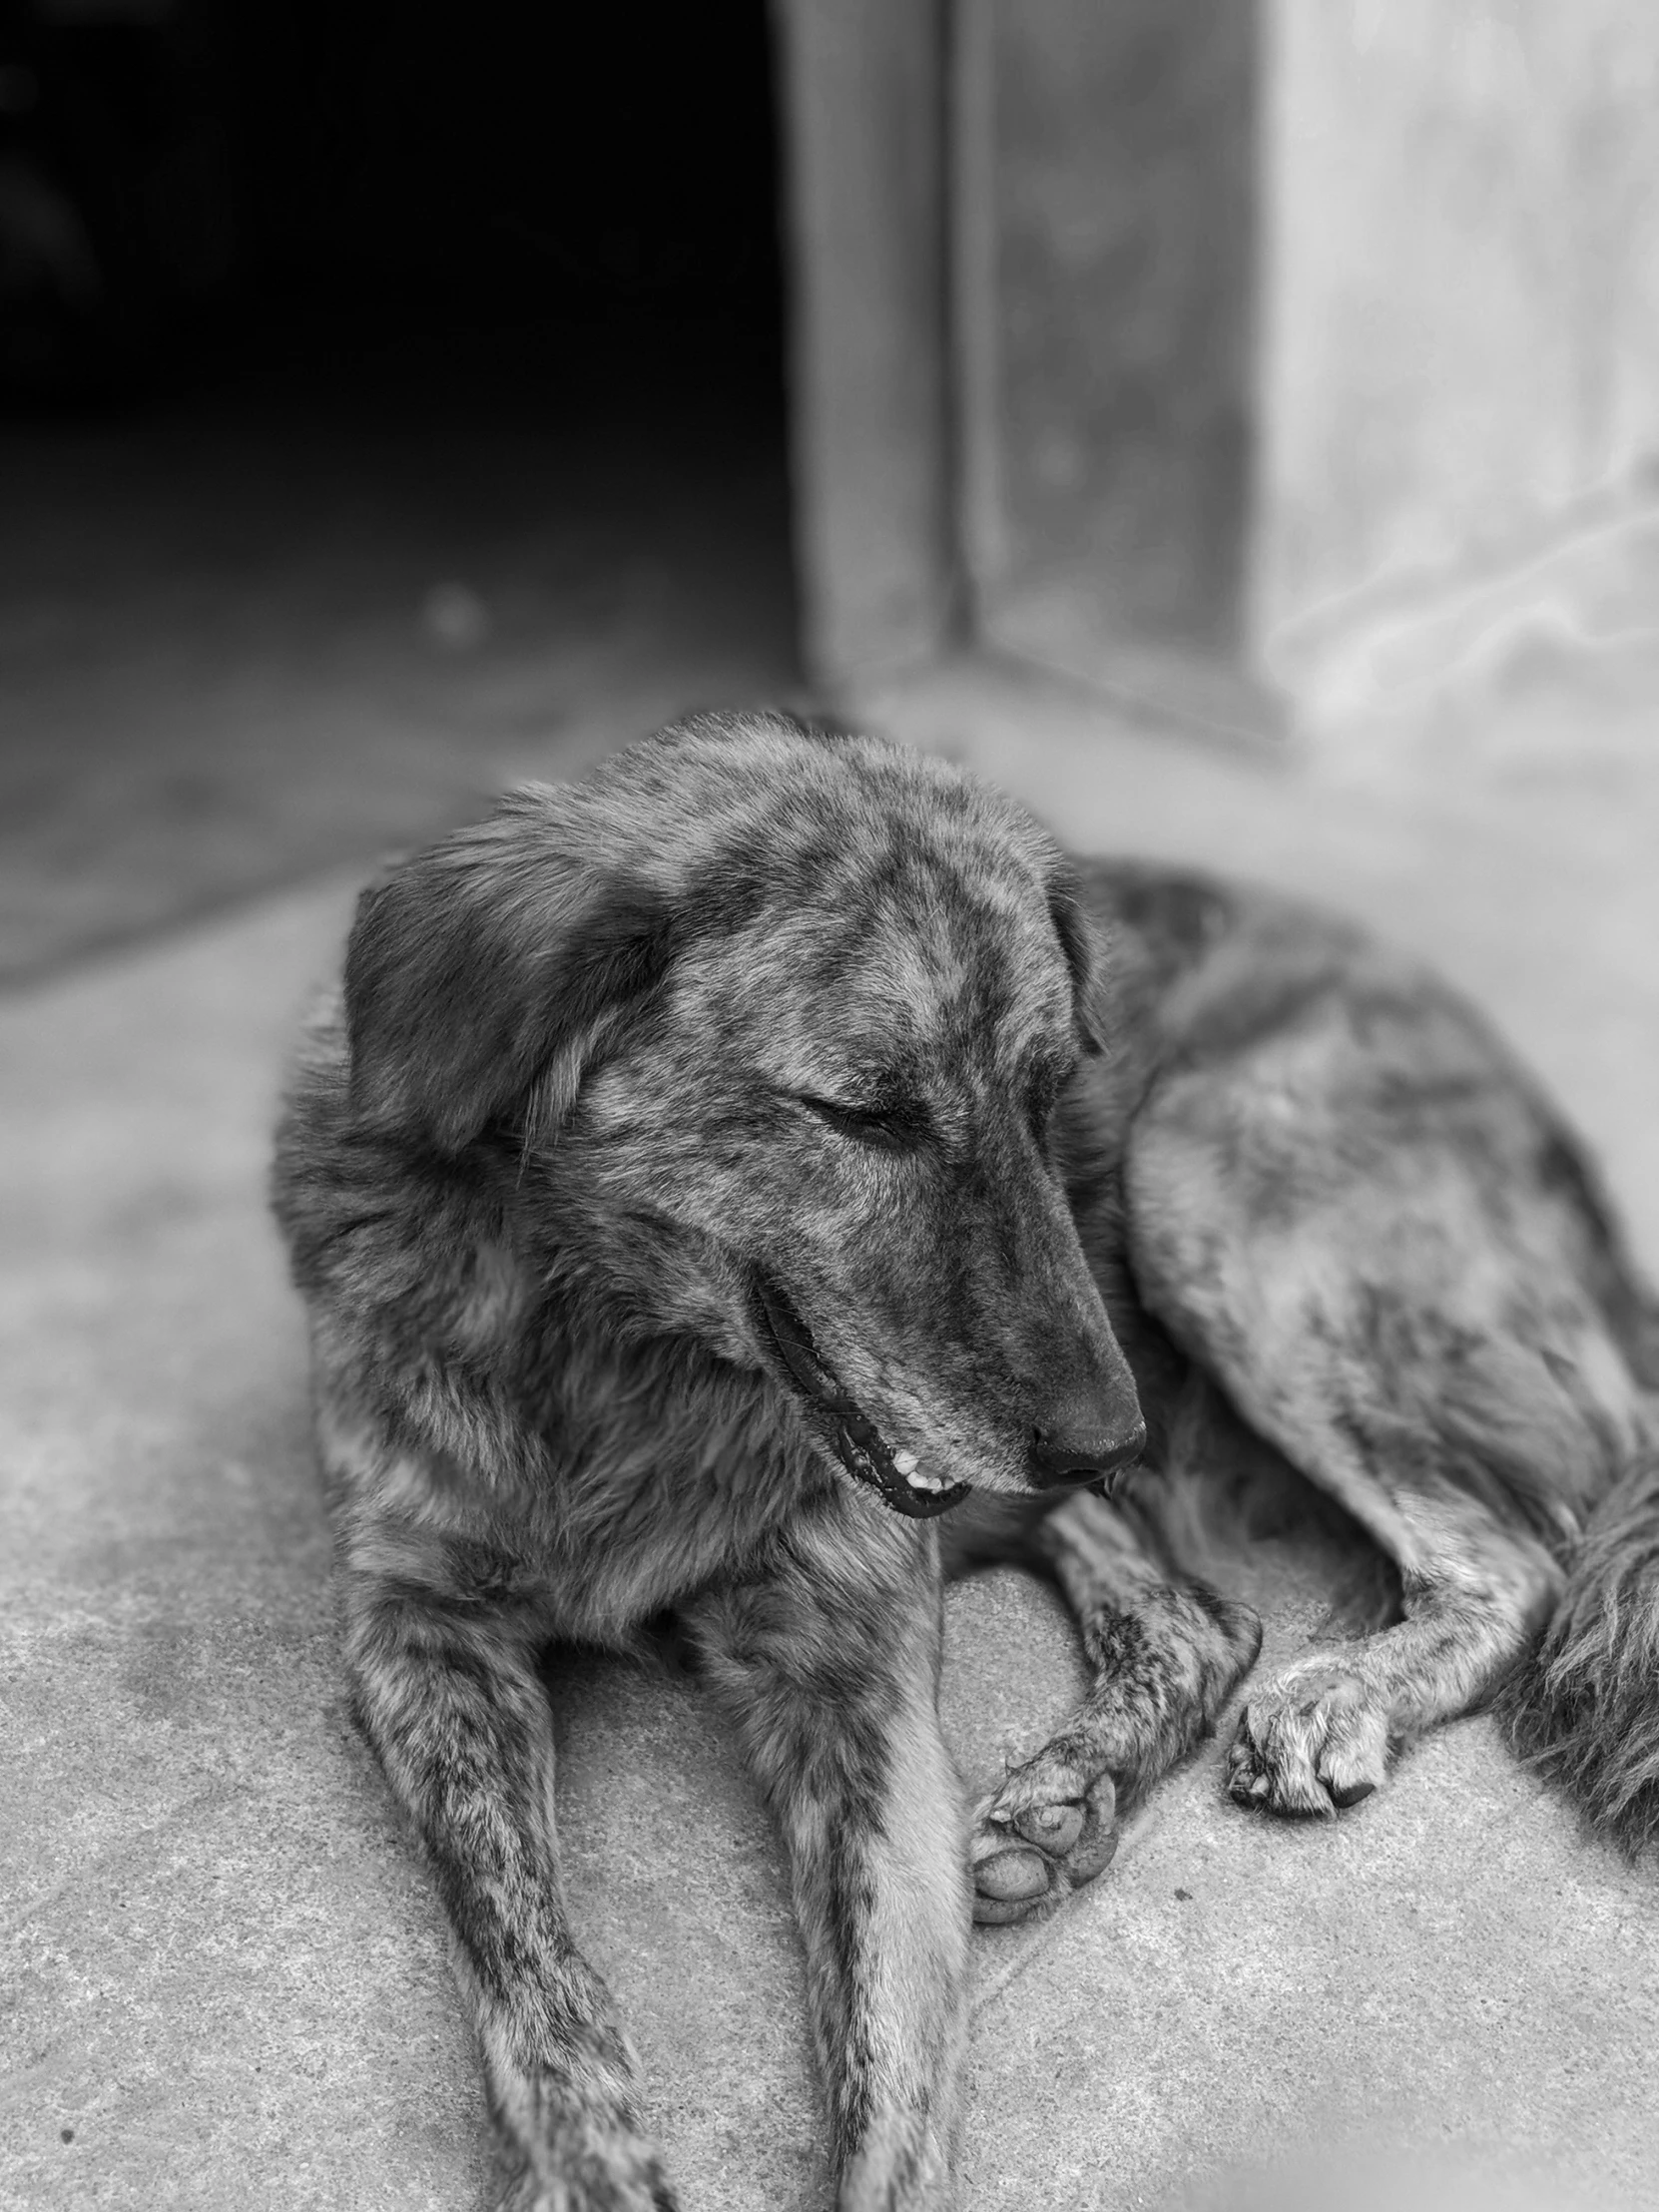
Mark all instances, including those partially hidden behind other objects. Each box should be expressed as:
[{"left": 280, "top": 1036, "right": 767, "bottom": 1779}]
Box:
[{"left": 344, "top": 712, "right": 1145, "bottom": 1517}]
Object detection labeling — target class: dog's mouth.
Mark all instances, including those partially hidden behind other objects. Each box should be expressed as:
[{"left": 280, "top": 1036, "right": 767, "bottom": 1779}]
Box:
[{"left": 753, "top": 1276, "right": 973, "bottom": 1521}]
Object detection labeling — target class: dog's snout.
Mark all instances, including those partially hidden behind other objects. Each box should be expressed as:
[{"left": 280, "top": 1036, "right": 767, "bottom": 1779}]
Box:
[{"left": 1028, "top": 1396, "right": 1147, "bottom": 1490}]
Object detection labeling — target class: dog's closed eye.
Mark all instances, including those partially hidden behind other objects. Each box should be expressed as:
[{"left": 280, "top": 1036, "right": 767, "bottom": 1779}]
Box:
[{"left": 794, "top": 1092, "right": 931, "bottom": 1152}]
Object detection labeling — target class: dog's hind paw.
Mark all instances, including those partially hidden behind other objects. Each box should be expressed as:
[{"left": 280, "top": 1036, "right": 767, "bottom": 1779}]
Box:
[
  {"left": 970, "top": 1734, "right": 1119, "bottom": 1925},
  {"left": 1225, "top": 1659, "right": 1391, "bottom": 1819}
]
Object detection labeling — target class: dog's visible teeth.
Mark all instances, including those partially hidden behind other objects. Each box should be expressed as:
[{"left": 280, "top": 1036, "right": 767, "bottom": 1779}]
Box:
[{"left": 892, "top": 1447, "right": 938, "bottom": 1494}]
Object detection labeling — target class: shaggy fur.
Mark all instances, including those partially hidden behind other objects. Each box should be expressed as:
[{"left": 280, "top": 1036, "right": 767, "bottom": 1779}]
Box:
[{"left": 272, "top": 711, "right": 1659, "bottom": 2210}]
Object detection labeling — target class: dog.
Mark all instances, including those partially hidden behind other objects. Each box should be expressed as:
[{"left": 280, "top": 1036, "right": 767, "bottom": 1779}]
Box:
[{"left": 272, "top": 710, "right": 1659, "bottom": 2211}]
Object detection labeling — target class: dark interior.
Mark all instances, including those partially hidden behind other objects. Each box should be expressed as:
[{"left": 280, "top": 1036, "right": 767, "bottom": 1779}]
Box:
[
  {"left": 2, "top": 0, "right": 786, "bottom": 405},
  {"left": 0, "top": 0, "right": 799, "bottom": 979}
]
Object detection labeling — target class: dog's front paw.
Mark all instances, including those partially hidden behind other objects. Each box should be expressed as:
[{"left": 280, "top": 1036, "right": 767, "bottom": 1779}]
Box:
[
  {"left": 970, "top": 1731, "right": 1119, "bottom": 1926},
  {"left": 1226, "top": 1659, "right": 1390, "bottom": 1818},
  {"left": 496, "top": 2119, "right": 681, "bottom": 2212}
]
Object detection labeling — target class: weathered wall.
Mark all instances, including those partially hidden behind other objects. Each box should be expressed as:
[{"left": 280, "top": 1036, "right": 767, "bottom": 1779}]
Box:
[
  {"left": 778, "top": 0, "right": 1659, "bottom": 741},
  {"left": 1253, "top": 2, "right": 1659, "bottom": 726}
]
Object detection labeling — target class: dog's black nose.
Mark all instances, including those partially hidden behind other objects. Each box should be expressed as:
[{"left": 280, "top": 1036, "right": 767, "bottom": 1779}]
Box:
[{"left": 1028, "top": 1410, "right": 1147, "bottom": 1489}]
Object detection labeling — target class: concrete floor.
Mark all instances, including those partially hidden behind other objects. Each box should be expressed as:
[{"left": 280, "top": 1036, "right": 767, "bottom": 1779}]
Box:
[{"left": 3, "top": 403, "right": 1658, "bottom": 2210}]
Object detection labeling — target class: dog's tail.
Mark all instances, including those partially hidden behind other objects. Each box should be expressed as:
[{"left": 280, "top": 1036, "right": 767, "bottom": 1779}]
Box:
[{"left": 1504, "top": 1425, "right": 1659, "bottom": 1856}]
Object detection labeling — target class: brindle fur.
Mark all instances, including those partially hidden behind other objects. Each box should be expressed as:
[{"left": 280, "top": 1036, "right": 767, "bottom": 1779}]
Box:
[{"left": 272, "top": 711, "right": 1659, "bottom": 2210}]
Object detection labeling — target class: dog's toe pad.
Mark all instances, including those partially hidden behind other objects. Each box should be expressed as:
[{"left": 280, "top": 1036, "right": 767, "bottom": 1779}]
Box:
[
  {"left": 1011, "top": 1800, "right": 1085, "bottom": 1854},
  {"left": 974, "top": 1847, "right": 1052, "bottom": 1903},
  {"left": 971, "top": 1744, "right": 1118, "bottom": 1926}
]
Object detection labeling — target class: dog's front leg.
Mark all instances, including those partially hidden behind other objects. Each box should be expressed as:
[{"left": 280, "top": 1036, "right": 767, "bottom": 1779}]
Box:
[
  {"left": 341, "top": 1568, "right": 677, "bottom": 2212},
  {"left": 688, "top": 1504, "right": 970, "bottom": 2211}
]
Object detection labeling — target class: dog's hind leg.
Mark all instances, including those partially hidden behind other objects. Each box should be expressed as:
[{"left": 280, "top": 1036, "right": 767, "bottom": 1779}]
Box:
[
  {"left": 1123, "top": 962, "right": 1648, "bottom": 1820},
  {"left": 1218, "top": 1488, "right": 1561, "bottom": 1816},
  {"left": 686, "top": 1493, "right": 970, "bottom": 2212},
  {"left": 338, "top": 1556, "right": 679, "bottom": 2212},
  {"left": 967, "top": 1489, "right": 1262, "bottom": 1923}
]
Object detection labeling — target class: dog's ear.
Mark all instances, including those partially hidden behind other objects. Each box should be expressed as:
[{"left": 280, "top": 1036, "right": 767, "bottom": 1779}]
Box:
[
  {"left": 1047, "top": 870, "right": 1109, "bottom": 1057},
  {"left": 344, "top": 791, "right": 678, "bottom": 1152}
]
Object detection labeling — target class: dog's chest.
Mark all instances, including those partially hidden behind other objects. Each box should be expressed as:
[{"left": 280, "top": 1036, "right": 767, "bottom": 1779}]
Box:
[{"left": 521, "top": 1374, "right": 823, "bottom": 1641}]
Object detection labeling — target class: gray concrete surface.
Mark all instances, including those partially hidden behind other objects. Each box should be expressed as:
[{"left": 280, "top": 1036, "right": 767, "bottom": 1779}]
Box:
[{"left": 4, "top": 674, "right": 1658, "bottom": 2211}]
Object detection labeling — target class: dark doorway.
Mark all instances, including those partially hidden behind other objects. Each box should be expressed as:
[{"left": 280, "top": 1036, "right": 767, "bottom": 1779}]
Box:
[{"left": 0, "top": 0, "right": 800, "bottom": 981}]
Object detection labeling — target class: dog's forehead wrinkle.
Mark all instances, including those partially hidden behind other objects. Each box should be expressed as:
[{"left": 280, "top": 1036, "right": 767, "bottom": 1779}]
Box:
[{"left": 785, "top": 848, "right": 1059, "bottom": 986}]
